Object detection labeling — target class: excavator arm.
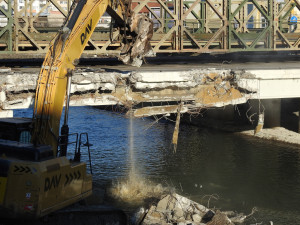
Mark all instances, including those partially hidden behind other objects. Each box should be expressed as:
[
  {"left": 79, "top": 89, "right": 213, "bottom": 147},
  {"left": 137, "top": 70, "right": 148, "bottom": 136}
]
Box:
[{"left": 31, "top": 0, "right": 153, "bottom": 155}]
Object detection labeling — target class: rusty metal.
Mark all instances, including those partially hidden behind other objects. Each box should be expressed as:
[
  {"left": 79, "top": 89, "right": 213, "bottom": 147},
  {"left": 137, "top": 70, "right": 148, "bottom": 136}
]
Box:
[{"left": 1, "top": 0, "right": 300, "bottom": 58}]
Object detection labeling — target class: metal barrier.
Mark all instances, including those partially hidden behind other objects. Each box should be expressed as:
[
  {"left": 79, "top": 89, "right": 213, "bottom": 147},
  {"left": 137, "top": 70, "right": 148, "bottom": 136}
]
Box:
[{"left": 58, "top": 132, "right": 93, "bottom": 174}]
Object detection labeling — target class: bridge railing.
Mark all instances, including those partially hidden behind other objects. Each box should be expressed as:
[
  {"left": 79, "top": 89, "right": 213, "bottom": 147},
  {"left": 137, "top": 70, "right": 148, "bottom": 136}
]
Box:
[{"left": 0, "top": 0, "right": 300, "bottom": 58}]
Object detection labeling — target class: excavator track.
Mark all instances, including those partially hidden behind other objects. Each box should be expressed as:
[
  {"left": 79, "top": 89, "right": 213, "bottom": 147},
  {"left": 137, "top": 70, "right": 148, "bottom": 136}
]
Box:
[{"left": 1, "top": 205, "right": 127, "bottom": 225}]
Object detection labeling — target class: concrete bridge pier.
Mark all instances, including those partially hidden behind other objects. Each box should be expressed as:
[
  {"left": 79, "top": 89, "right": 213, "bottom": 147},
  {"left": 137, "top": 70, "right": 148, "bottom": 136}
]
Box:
[
  {"left": 262, "top": 99, "right": 281, "bottom": 128},
  {"left": 206, "top": 105, "right": 235, "bottom": 121}
]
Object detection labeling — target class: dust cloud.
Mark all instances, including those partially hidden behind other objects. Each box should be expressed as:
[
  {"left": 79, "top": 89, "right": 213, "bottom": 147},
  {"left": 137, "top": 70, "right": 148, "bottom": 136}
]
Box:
[{"left": 109, "top": 116, "right": 168, "bottom": 204}]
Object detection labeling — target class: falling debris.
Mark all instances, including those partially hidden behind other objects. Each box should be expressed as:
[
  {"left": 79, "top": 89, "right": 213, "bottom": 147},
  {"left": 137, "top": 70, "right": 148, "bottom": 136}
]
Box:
[
  {"left": 172, "top": 103, "right": 182, "bottom": 153},
  {"left": 109, "top": 175, "right": 167, "bottom": 205},
  {"left": 109, "top": 114, "right": 169, "bottom": 206},
  {"left": 119, "top": 12, "right": 154, "bottom": 67},
  {"left": 254, "top": 112, "right": 264, "bottom": 135}
]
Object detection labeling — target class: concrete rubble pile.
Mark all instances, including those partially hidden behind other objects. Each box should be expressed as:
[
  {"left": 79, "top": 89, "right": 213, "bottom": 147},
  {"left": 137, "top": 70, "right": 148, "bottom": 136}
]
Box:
[{"left": 135, "top": 194, "right": 249, "bottom": 225}]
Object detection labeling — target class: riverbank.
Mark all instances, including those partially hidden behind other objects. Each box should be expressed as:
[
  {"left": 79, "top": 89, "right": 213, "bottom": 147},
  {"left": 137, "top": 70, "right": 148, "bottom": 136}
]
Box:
[
  {"left": 198, "top": 122, "right": 300, "bottom": 148},
  {"left": 239, "top": 127, "right": 300, "bottom": 147},
  {"left": 179, "top": 105, "right": 300, "bottom": 148}
]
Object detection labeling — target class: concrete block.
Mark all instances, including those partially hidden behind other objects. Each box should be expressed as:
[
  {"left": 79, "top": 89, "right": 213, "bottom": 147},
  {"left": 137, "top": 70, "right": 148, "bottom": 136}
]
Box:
[
  {"left": 263, "top": 99, "right": 281, "bottom": 128},
  {"left": 0, "top": 91, "right": 6, "bottom": 102},
  {"left": 132, "top": 71, "right": 192, "bottom": 83},
  {"left": 156, "top": 195, "right": 176, "bottom": 211},
  {"left": 0, "top": 110, "right": 13, "bottom": 118},
  {"left": 69, "top": 95, "right": 119, "bottom": 106},
  {"left": 173, "top": 207, "right": 184, "bottom": 219},
  {"left": 4, "top": 96, "right": 34, "bottom": 110},
  {"left": 237, "top": 79, "right": 259, "bottom": 92},
  {"left": 78, "top": 79, "right": 92, "bottom": 84},
  {"left": 149, "top": 211, "right": 163, "bottom": 220},
  {"left": 100, "top": 83, "right": 115, "bottom": 91},
  {"left": 71, "top": 83, "right": 96, "bottom": 92},
  {"left": 192, "top": 214, "right": 202, "bottom": 223},
  {"left": 133, "top": 81, "right": 197, "bottom": 90}
]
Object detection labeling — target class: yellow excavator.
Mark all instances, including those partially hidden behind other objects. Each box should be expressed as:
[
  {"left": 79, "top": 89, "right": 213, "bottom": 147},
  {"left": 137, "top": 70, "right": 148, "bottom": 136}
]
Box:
[{"left": 0, "top": 0, "right": 153, "bottom": 221}]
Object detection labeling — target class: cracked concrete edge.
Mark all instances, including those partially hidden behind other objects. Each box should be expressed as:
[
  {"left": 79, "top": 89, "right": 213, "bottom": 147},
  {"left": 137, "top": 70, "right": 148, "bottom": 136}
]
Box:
[{"left": 0, "top": 68, "right": 254, "bottom": 112}]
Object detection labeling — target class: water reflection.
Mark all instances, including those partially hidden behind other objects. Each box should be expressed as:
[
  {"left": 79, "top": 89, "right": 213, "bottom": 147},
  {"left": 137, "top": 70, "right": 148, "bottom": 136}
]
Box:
[{"left": 13, "top": 106, "right": 300, "bottom": 224}]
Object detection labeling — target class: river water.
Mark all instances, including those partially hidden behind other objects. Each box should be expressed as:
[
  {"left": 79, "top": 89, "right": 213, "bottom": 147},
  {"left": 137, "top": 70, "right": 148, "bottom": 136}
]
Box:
[{"left": 14, "top": 106, "right": 300, "bottom": 224}]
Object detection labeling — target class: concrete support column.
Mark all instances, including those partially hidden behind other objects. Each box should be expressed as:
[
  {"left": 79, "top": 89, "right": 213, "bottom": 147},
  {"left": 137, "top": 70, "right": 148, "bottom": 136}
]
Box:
[{"left": 262, "top": 99, "right": 281, "bottom": 128}]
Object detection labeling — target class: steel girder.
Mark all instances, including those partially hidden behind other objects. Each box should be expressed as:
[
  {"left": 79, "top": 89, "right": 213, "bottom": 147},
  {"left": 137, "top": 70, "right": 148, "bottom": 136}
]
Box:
[{"left": 0, "top": 0, "right": 300, "bottom": 57}]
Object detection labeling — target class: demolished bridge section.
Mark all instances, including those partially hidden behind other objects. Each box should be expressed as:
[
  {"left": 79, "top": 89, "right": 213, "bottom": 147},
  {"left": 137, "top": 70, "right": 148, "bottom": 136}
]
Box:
[
  {"left": 2, "top": 66, "right": 300, "bottom": 119},
  {"left": 2, "top": 66, "right": 300, "bottom": 144},
  {"left": 0, "top": 67, "right": 259, "bottom": 117}
]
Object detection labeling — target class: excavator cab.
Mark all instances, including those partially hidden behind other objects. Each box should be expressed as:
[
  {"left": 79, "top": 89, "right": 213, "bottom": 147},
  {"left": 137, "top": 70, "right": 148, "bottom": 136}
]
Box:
[
  {"left": 0, "top": 117, "right": 92, "bottom": 220},
  {"left": 0, "top": 117, "right": 32, "bottom": 143},
  {"left": 0, "top": 117, "right": 56, "bottom": 162},
  {"left": 0, "top": 118, "right": 124, "bottom": 223}
]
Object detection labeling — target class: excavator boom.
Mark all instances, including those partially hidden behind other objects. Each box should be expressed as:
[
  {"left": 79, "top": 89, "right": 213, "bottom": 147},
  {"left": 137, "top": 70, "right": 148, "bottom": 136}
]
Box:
[{"left": 32, "top": 0, "right": 153, "bottom": 155}]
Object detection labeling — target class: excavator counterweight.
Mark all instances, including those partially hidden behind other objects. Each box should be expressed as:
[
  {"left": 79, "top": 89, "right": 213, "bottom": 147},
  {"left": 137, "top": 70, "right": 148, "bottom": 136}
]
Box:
[{"left": 0, "top": 0, "right": 153, "bottom": 220}]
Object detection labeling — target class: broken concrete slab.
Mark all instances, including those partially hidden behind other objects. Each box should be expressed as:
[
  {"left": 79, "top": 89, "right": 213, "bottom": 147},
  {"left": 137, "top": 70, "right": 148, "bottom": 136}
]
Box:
[
  {"left": 192, "top": 213, "right": 202, "bottom": 223},
  {"left": 133, "top": 105, "right": 188, "bottom": 118},
  {"left": 130, "top": 71, "right": 194, "bottom": 83},
  {"left": 156, "top": 195, "right": 173, "bottom": 211},
  {"left": 1, "top": 67, "right": 251, "bottom": 112},
  {"left": 0, "top": 110, "right": 13, "bottom": 118},
  {"left": 139, "top": 193, "right": 255, "bottom": 225},
  {"left": 141, "top": 194, "right": 210, "bottom": 225},
  {"left": 3, "top": 96, "right": 34, "bottom": 110},
  {"left": 8, "top": 66, "right": 296, "bottom": 119},
  {"left": 0, "top": 91, "right": 6, "bottom": 103}
]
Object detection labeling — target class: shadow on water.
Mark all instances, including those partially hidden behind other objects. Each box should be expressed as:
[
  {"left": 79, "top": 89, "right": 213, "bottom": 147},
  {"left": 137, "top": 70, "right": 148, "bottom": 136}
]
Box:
[{"left": 13, "top": 106, "right": 300, "bottom": 224}]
